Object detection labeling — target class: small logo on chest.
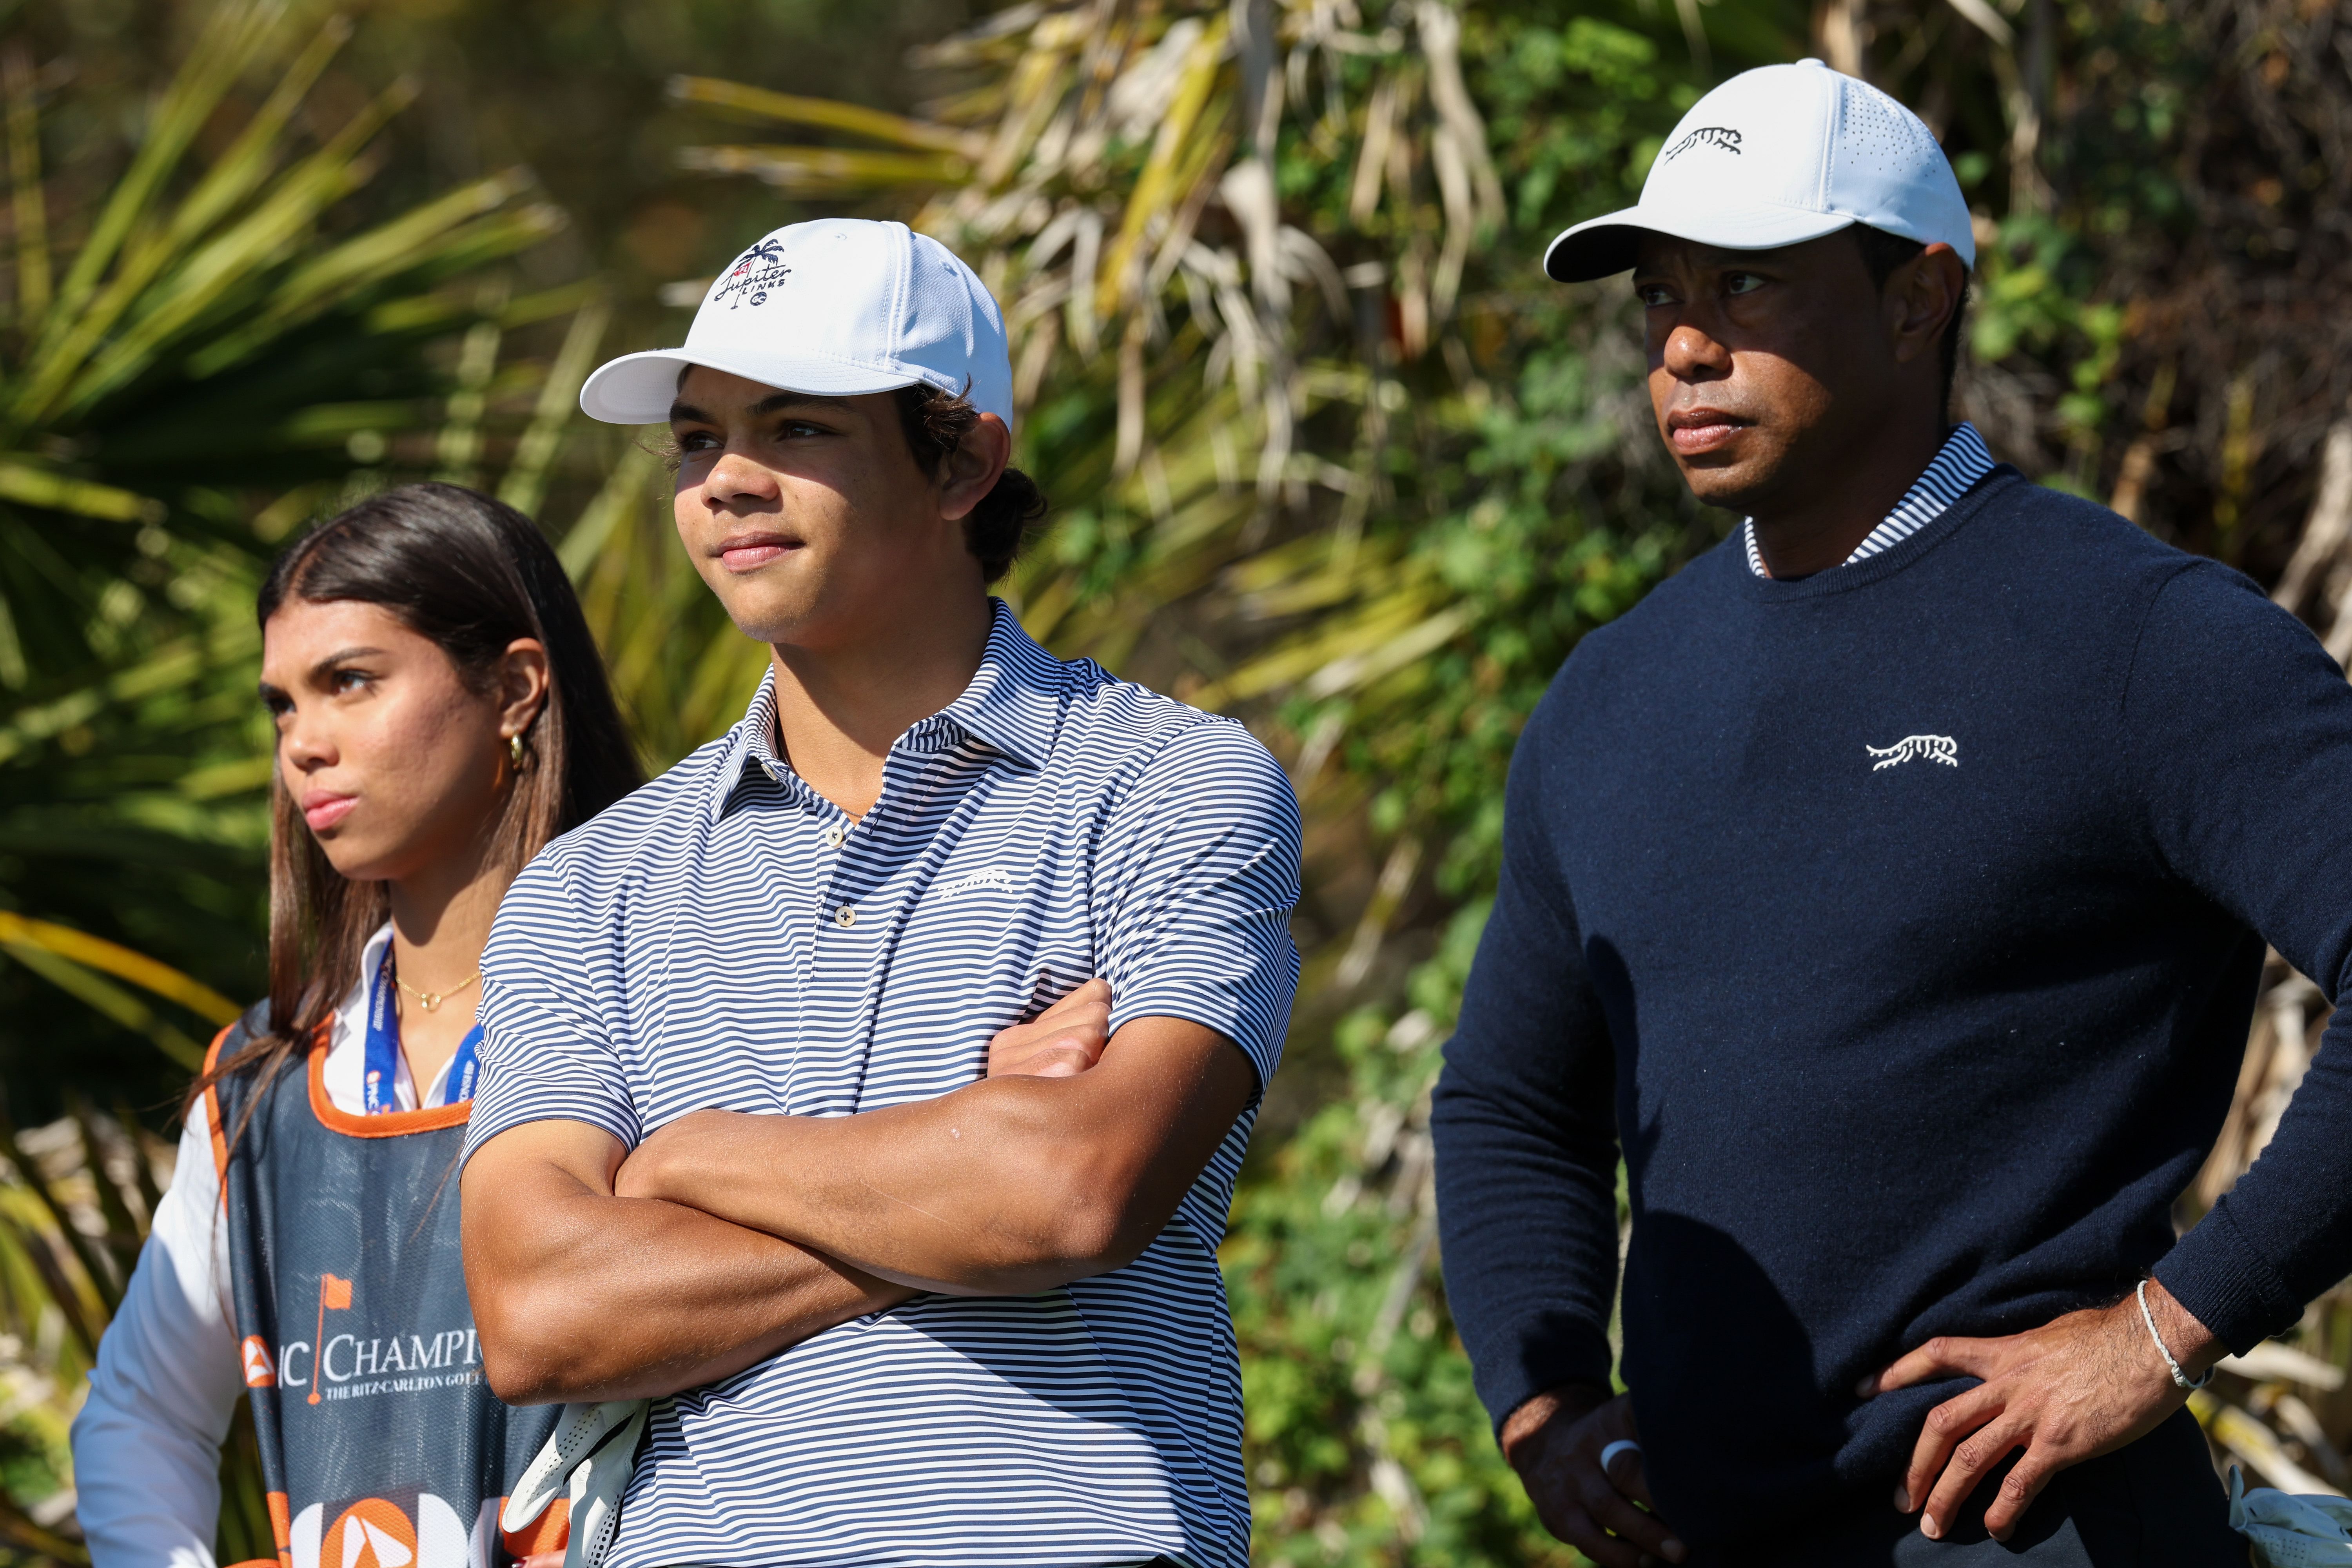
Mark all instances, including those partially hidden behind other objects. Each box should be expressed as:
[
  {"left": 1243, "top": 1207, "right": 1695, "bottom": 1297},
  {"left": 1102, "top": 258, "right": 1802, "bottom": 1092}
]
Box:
[
  {"left": 1867, "top": 734, "right": 1959, "bottom": 770},
  {"left": 936, "top": 866, "right": 1017, "bottom": 900}
]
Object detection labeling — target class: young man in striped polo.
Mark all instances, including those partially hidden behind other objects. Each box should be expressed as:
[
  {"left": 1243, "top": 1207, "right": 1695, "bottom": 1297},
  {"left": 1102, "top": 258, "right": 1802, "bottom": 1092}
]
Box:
[
  {"left": 1433, "top": 62, "right": 2352, "bottom": 1565},
  {"left": 458, "top": 218, "right": 1301, "bottom": 1568}
]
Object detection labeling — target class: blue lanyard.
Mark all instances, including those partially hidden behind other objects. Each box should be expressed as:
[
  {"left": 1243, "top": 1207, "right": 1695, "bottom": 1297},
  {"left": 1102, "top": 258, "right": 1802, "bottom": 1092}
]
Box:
[{"left": 364, "top": 944, "right": 483, "bottom": 1113}]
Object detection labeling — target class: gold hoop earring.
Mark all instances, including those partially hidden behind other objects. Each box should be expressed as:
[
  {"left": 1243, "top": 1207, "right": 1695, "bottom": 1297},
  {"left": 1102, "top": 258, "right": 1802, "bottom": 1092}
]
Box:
[{"left": 509, "top": 733, "right": 525, "bottom": 769}]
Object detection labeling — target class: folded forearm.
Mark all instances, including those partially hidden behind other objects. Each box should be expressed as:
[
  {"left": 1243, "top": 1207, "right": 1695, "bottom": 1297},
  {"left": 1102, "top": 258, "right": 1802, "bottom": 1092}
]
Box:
[
  {"left": 630, "top": 1081, "right": 1118, "bottom": 1296},
  {"left": 468, "top": 1187, "right": 910, "bottom": 1402},
  {"left": 618, "top": 1019, "right": 1254, "bottom": 1296}
]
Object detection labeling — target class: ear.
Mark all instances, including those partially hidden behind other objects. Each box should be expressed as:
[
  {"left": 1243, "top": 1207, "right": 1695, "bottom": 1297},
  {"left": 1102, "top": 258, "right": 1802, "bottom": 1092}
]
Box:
[
  {"left": 1886, "top": 242, "right": 1967, "bottom": 367},
  {"left": 495, "top": 638, "right": 552, "bottom": 742},
  {"left": 938, "top": 413, "right": 1013, "bottom": 524}
]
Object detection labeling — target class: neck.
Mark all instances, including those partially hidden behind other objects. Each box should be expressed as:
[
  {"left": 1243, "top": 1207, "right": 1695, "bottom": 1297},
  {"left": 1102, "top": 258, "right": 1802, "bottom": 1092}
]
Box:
[
  {"left": 1748, "top": 408, "right": 1949, "bottom": 579},
  {"left": 384, "top": 833, "right": 507, "bottom": 993},
  {"left": 381, "top": 834, "right": 508, "bottom": 1102},
  {"left": 769, "top": 591, "right": 996, "bottom": 819}
]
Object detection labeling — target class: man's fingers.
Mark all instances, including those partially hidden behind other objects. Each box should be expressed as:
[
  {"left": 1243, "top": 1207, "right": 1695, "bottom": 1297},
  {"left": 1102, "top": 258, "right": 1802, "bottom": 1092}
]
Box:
[
  {"left": 1506, "top": 1392, "right": 1677, "bottom": 1568},
  {"left": 986, "top": 982, "right": 1114, "bottom": 1076},
  {"left": 1602, "top": 1443, "right": 1659, "bottom": 1511},
  {"left": 1900, "top": 1382, "right": 2002, "bottom": 1513},
  {"left": 1009, "top": 1043, "right": 1097, "bottom": 1078},
  {"left": 1575, "top": 1471, "right": 1682, "bottom": 1563},
  {"left": 1533, "top": 1503, "right": 1644, "bottom": 1568},
  {"left": 1917, "top": 1412, "right": 2029, "bottom": 1541},
  {"left": 1981, "top": 1447, "right": 2059, "bottom": 1542},
  {"left": 1033, "top": 978, "right": 1112, "bottom": 1022},
  {"left": 1866, "top": 1334, "right": 1999, "bottom": 1397},
  {"left": 1001, "top": 1000, "right": 1111, "bottom": 1052},
  {"left": 1015, "top": 1024, "right": 1109, "bottom": 1066}
]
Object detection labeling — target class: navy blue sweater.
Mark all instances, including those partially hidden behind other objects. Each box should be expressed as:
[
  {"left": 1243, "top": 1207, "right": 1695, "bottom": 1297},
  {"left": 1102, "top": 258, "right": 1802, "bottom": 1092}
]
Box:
[{"left": 1430, "top": 469, "right": 2352, "bottom": 1543}]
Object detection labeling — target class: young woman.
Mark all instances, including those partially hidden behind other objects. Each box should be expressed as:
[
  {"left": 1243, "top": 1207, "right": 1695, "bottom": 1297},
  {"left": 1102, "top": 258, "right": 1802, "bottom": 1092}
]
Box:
[{"left": 71, "top": 484, "right": 643, "bottom": 1568}]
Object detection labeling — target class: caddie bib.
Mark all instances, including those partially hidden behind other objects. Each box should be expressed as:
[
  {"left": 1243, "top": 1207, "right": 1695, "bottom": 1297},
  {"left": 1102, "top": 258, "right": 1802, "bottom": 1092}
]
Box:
[{"left": 204, "top": 1011, "right": 564, "bottom": 1568}]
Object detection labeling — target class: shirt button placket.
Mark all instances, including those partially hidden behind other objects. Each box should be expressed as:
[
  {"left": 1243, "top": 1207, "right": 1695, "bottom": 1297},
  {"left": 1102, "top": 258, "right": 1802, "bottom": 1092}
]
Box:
[{"left": 826, "top": 813, "right": 857, "bottom": 928}]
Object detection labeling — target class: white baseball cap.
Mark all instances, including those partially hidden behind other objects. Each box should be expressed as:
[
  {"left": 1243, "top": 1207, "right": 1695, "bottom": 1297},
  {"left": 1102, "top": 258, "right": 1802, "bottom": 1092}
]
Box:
[
  {"left": 1543, "top": 59, "right": 1974, "bottom": 282},
  {"left": 581, "top": 218, "right": 1014, "bottom": 428}
]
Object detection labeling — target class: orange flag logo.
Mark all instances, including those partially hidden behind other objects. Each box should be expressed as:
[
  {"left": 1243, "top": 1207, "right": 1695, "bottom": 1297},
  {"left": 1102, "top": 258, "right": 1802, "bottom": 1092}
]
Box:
[
  {"left": 308, "top": 1273, "right": 355, "bottom": 1406},
  {"left": 325, "top": 1497, "right": 416, "bottom": 1568}
]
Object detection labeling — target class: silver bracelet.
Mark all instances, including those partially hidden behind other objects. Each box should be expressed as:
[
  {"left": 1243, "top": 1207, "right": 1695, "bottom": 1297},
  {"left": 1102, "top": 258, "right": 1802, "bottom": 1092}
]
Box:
[{"left": 2136, "top": 1279, "right": 2212, "bottom": 1390}]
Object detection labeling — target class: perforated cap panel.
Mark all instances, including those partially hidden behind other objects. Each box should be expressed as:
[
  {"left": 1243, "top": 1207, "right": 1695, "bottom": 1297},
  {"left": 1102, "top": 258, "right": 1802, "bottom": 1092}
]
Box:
[{"left": 1542, "top": 59, "right": 1974, "bottom": 280}]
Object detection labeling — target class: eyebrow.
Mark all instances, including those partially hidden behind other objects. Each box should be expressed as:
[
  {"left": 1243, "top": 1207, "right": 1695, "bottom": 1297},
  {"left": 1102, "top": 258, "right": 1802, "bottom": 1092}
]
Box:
[
  {"left": 307, "top": 645, "right": 385, "bottom": 682},
  {"left": 667, "top": 392, "right": 856, "bottom": 425},
  {"left": 256, "top": 644, "right": 387, "bottom": 702}
]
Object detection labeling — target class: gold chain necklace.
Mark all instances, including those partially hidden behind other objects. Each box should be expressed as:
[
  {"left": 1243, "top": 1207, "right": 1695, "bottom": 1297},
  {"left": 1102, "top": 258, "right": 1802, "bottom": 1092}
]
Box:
[{"left": 395, "top": 969, "right": 480, "bottom": 1013}]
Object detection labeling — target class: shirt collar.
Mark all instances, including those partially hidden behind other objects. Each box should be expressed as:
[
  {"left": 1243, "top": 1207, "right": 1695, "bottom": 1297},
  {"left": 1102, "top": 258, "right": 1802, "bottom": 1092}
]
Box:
[
  {"left": 705, "top": 599, "right": 1062, "bottom": 822},
  {"left": 926, "top": 599, "right": 1064, "bottom": 770},
  {"left": 1743, "top": 421, "right": 1995, "bottom": 579}
]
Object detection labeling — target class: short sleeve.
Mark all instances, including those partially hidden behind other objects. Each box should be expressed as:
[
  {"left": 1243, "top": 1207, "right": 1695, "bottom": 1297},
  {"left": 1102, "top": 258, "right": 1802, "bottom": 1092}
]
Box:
[
  {"left": 463, "top": 852, "right": 641, "bottom": 1163},
  {"left": 1090, "top": 718, "right": 1304, "bottom": 1092}
]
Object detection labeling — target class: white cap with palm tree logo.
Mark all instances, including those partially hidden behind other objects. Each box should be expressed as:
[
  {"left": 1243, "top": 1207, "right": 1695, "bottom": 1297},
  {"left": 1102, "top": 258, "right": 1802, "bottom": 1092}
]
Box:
[{"left": 581, "top": 218, "right": 1014, "bottom": 427}]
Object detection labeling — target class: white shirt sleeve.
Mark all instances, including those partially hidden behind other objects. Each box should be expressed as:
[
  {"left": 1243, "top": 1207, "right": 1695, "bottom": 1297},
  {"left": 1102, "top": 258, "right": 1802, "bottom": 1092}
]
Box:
[{"left": 70, "top": 1114, "right": 242, "bottom": 1568}]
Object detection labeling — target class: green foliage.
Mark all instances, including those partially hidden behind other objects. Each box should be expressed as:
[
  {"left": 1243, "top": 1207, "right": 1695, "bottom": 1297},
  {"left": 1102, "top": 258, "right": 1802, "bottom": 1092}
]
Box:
[
  {"left": 1969, "top": 213, "right": 2124, "bottom": 465},
  {"left": 16, "top": 0, "right": 2342, "bottom": 1561},
  {"left": 1227, "top": 905, "right": 1579, "bottom": 1566},
  {"left": 0, "top": 5, "right": 601, "bottom": 1553},
  {"left": 0, "top": 1, "right": 572, "bottom": 1121}
]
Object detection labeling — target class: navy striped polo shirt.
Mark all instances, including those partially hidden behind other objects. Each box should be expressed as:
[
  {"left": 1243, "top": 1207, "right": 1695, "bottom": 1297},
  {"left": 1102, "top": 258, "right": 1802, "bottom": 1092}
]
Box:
[{"left": 465, "top": 602, "right": 1302, "bottom": 1568}]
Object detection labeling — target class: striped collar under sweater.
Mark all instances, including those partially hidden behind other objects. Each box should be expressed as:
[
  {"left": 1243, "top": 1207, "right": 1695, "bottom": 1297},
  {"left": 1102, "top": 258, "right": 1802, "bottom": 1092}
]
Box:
[{"left": 1743, "top": 421, "right": 1995, "bottom": 577}]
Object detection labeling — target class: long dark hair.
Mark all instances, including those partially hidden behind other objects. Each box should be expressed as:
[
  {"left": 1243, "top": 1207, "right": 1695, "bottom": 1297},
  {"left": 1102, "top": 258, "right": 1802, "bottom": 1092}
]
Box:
[{"left": 190, "top": 483, "right": 641, "bottom": 1121}]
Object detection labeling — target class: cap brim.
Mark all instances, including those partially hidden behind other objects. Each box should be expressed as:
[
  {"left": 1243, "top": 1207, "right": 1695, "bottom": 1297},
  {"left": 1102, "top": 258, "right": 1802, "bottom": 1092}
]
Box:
[
  {"left": 579, "top": 348, "right": 932, "bottom": 424},
  {"left": 1542, "top": 203, "right": 1858, "bottom": 282}
]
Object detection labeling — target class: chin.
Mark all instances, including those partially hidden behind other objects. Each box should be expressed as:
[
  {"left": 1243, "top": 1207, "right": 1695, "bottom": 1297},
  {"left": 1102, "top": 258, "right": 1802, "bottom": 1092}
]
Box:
[
  {"left": 314, "top": 838, "right": 393, "bottom": 884},
  {"left": 1677, "top": 454, "right": 1781, "bottom": 514},
  {"left": 707, "top": 578, "right": 824, "bottom": 646},
  {"left": 1677, "top": 467, "right": 1758, "bottom": 511},
  {"left": 716, "top": 571, "right": 908, "bottom": 653}
]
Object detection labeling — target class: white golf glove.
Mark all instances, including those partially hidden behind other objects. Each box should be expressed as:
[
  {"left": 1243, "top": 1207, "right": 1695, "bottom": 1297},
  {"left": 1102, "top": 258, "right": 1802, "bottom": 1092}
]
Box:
[
  {"left": 502, "top": 1399, "right": 649, "bottom": 1568},
  {"left": 2229, "top": 1465, "right": 2352, "bottom": 1567}
]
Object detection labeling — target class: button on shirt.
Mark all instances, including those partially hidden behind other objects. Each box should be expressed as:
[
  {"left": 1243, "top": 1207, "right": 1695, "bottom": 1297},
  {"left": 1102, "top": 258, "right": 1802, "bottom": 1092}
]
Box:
[{"left": 464, "top": 603, "right": 1303, "bottom": 1568}]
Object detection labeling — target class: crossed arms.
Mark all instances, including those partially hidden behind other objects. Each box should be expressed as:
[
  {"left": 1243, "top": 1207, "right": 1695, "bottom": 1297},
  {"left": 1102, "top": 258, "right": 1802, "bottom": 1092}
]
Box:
[{"left": 459, "top": 982, "right": 1255, "bottom": 1404}]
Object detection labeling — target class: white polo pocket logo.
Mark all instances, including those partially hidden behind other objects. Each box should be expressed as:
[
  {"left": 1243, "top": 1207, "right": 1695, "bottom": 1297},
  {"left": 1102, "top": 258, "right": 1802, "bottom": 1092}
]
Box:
[
  {"left": 936, "top": 867, "right": 1016, "bottom": 900},
  {"left": 1867, "top": 734, "right": 1958, "bottom": 770}
]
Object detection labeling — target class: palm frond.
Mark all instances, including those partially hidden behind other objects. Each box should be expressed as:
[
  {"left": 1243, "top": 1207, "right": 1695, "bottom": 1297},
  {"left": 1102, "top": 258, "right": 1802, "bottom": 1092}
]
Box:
[{"left": 0, "top": 0, "right": 577, "bottom": 1165}]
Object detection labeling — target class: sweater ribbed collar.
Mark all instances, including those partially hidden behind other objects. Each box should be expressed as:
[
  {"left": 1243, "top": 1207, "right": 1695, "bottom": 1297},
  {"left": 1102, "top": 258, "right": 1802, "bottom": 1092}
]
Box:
[{"left": 1728, "top": 465, "right": 2024, "bottom": 603}]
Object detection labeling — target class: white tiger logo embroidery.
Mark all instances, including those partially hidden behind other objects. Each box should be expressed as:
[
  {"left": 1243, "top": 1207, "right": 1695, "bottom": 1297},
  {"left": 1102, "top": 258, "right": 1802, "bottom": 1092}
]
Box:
[
  {"left": 936, "top": 866, "right": 1016, "bottom": 900},
  {"left": 1866, "top": 734, "right": 1959, "bottom": 770}
]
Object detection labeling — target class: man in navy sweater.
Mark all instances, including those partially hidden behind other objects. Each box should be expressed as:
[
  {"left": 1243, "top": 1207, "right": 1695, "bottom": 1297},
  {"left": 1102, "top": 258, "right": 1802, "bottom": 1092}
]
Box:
[{"left": 1431, "top": 60, "right": 2352, "bottom": 1565}]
